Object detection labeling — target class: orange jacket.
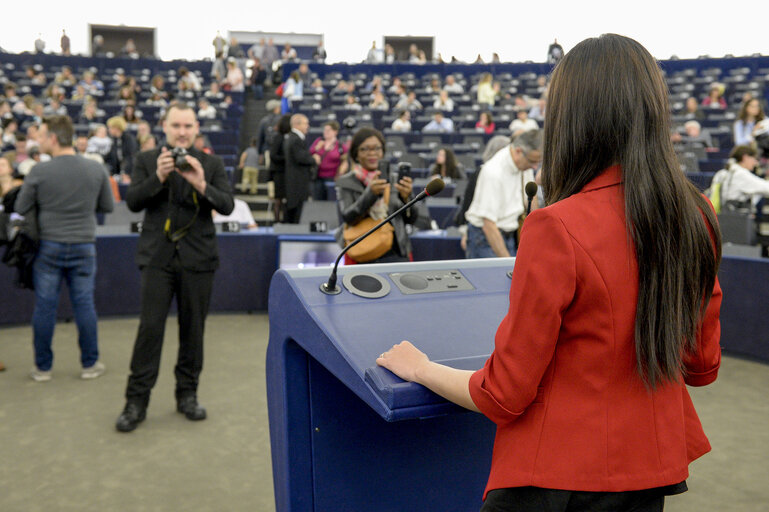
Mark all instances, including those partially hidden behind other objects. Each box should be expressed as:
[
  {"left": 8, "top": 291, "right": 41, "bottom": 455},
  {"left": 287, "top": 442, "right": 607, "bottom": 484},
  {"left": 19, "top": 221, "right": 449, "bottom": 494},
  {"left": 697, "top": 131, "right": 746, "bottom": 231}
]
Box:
[{"left": 469, "top": 165, "right": 721, "bottom": 497}]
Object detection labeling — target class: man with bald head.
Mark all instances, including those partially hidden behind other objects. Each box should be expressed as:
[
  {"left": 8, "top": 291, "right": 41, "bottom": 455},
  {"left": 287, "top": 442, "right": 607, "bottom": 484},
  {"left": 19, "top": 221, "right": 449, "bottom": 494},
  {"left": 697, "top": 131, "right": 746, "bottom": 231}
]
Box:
[{"left": 283, "top": 114, "right": 316, "bottom": 223}]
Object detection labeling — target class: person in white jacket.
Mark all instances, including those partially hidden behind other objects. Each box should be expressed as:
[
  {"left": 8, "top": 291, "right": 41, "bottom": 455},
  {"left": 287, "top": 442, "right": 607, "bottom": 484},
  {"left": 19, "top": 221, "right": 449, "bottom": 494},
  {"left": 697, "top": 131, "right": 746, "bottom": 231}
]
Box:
[{"left": 711, "top": 145, "right": 769, "bottom": 206}]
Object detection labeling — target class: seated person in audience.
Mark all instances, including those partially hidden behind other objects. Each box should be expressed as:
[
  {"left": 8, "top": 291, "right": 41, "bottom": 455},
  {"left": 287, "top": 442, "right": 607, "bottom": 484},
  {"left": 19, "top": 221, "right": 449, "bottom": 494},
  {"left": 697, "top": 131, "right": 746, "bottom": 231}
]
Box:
[
  {"left": 474, "top": 54, "right": 485, "bottom": 64},
  {"left": 417, "top": 50, "right": 428, "bottom": 64},
  {"left": 25, "top": 66, "right": 47, "bottom": 86},
  {"left": 78, "top": 99, "right": 105, "bottom": 126},
  {"left": 227, "top": 37, "right": 245, "bottom": 59},
  {"left": 509, "top": 107, "right": 539, "bottom": 136},
  {"left": 178, "top": 67, "right": 202, "bottom": 92},
  {"left": 4, "top": 83, "right": 21, "bottom": 106},
  {"left": 369, "top": 91, "right": 390, "bottom": 111},
  {"left": 116, "top": 84, "right": 137, "bottom": 103},
  {"left": 734, "top": 97, "right": 765, "bottom": 146},
  {"left": 391, "top": 110, "right": 412, "bottom": 132},
  {"left": 150, "top": 75, "right": 169, "bottom": 101},
  {"left": 25, "top": 124, "right": 39, "bottom": 151},
  {"left": 430, "top": 147, "right": 466, "bottom": 182},
  {"left": 711, "top": 145, "right": 769, "bottom": 205},
  {"left": 213, "top": 198, "right": 257, "bottom": 229},
  {"left": 197, "top": 98, "right": 217, "bottom": 120},
  {"left": 146, "top": 92, "right": 168, "bottom": 107},
  {"left": 443, "top": 75, "right": 464, "bottom": 94},
  {"left": 14, "top": 95, "right": 36, "bottom": 116},
  {"left": 331, "top": 80, "right": 349, "bottom": 96},
  {"left": 204, "top": 81, "right": 224, "bottom": 100},
  {"left": 86, "top": 124, "right": 113, "bottom": 158},
  {"left": 70, "top": 84, "right": 88, "bottom": 102},
  {"left": 6, "top": 134, "right": 29, "bottom": 168},
  {"left": 702, "top": 83, "right": 726, "bottom": 109},
  {"left": 122, "top": 104, "right": 142, "bottom": 130},
  {"left": 76, "top": 134, "right": 104, "bottom": 164},
  {"left": 492, "top": 53, "right": 502, "bottom": 63},
  {"left": 44, "top": 83, "right": 66, "bottom": 103},
  {"left": 343, "top": 94, "right": 362, "bottom": 111},
  {"left": 2, "top": 119, "right": 18, "bottom": 149},
  {"left": 529, "top": 97, "right": 546, "bottom": 121},
  {"left": 54, "top": 66, "right": 76, "bottom": 86},
  {"left": 426, "top": 78, "right": 442, "bottom": 94},
  {"left": 0, "top": 156, "right": 23, "bottom": 196},
  {"left": 476, "top": 73, "right": 495, "bottom": 106},
  {"left": 433, "top": 90, "right": 454, "bottom": 112},
  {"left": 395, "top": 91, "right": 423, "bottom": 111},
  {"left": 223, "top": 57, "right": 245, "bottom": 92},
  {"left": 423, "top": 111, "right": 455, "bottom": 133},
  {"left": 475, "top": 111, "right": 495, "bottom": 134},
  {"left": 121, "top": 38, "right": 139, "bottom": 58},
  {"left": 308, "top": 78, "right": 326, "bottom": 94},
  {"left": 388, "top": 77, "right": 403, "bottom": 95},
  {"left": 17, "top": 145, "right": 42, "bottom": 176},
  {"left": 78, "top": 71, "right": 104, "bottom": 95},
  {"left": 364, "top": 76, "right": 383, "bottom": 93},
  {"left": 672, "top": 120, "right": 714, "bottom": 148},
  {"left": 138, "top": 133, "right": 157, "bottom": 151},
  {"left": 110, "top": 69, "right": 127, "bottom": 91},
  {"left": 682, "top": 96, "right": 705, "bottom": 121},
  {"left": 194, "top": 134, "right": 213, "bottom": 155}
]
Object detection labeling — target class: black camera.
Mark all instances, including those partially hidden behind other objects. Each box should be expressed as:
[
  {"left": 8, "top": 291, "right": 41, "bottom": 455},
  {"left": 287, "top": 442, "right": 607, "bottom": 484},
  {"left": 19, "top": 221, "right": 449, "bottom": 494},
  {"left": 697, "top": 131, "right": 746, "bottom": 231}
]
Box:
[
  {"left": 170, "top": 147, "right": 193, "bottom": 171},
  {"left": 396, "top": 161, "right": 412, "bottom": 181}
]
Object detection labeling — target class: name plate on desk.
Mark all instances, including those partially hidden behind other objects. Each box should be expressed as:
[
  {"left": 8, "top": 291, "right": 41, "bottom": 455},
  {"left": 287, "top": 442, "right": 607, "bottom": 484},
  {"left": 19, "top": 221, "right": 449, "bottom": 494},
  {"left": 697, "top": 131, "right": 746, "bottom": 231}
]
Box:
[
  {"left": 130, "top": 221, "right": 143, "bottom": 233},
  {"left": 217, "top": 222, "right": 241, "bottom": 233}
]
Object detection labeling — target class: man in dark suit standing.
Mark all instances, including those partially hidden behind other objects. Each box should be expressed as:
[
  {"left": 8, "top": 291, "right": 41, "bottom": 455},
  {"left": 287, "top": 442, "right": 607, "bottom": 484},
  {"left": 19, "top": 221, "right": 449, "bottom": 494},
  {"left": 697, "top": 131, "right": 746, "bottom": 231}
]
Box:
[
  {"left": 116, "top": 101, "right": 234, "bottom": 432},
  {"left": 283, "top": 114, "right": 316, "bottom": 223}
]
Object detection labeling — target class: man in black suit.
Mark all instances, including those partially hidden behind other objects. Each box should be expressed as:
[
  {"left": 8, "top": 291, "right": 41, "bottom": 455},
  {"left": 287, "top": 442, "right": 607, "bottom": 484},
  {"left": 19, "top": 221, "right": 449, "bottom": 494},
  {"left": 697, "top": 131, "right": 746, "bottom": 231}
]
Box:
[
  {"left": 116, "top": 102, "right": 234, "bottom": 432},
  {"left": 283, "top": 114, "right": 316, "bottom": 223}
]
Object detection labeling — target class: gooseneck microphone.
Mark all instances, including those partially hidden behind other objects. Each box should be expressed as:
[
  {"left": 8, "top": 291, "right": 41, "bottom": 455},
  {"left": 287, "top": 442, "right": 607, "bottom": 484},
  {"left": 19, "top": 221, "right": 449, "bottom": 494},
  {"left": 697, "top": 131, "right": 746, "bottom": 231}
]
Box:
[
  {"left": 320, "top": 178, "right": 445, "bottom": 295},
  {"left": 525, "top": 181, "right": 538, "bottom": 216}
]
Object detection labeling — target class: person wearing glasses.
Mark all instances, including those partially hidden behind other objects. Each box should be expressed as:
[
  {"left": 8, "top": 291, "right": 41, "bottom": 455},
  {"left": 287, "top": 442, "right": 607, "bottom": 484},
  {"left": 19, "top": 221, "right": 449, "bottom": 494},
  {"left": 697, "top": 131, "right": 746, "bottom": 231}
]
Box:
[
  {"left": 463, "top": 129, "right": 542, "bottom": 258},
  {"left": 378, "top": 35, "right": 721, "bottom": 511},
  {"left": 335, "top": 127, "right": 418, "bottom": 263}
]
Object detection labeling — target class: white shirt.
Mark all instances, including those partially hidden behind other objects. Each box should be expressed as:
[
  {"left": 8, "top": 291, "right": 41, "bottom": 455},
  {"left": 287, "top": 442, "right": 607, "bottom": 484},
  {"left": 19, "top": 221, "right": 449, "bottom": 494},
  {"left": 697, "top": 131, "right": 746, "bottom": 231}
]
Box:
[
  {"left": 713, "top": 163, "right": 769, "bottom": 203},
  {"left": 465, "top": 145, "right": 535, "bottom": 231},
  {"left": 391, "top": 119, "right": 411, "bottom": 132},
  {"left": 214, "top": 198, "right": 256, "bottom": 226},
  {"left": 509, "top": 118, "right": 539, "bottom": 133}
]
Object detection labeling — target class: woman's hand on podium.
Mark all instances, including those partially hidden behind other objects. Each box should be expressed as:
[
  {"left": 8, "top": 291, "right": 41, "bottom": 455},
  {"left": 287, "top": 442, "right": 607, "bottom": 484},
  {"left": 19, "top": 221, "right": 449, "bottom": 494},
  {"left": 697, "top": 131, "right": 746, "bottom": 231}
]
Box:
[
  {"left": 377, "top": 340, "right": 429, "bottom": 383},
  {"left": 377, "top": 341, "right": 480, "bottom": 412}
]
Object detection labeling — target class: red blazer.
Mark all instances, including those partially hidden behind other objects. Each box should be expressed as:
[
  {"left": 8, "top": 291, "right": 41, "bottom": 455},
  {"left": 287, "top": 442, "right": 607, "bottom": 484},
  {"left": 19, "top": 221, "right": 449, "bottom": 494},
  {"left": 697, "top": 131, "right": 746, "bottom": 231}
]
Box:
[{"left": 469, "top": 165, "right": 721, "bottom": 497}]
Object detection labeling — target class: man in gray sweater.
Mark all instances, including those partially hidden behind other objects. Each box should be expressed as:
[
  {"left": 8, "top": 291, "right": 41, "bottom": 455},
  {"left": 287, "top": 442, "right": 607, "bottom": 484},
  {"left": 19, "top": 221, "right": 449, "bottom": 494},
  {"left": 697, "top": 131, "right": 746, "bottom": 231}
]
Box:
[{"left": 16, "top": 115, "right": 114, "bottom": 382}]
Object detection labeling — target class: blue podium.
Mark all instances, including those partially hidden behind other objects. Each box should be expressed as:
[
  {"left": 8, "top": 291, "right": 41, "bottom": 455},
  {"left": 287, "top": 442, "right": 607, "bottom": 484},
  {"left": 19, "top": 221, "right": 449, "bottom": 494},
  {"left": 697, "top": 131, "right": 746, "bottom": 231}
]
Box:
[{"left": 266, "top": 258, "right": 516, "bottom": 511}]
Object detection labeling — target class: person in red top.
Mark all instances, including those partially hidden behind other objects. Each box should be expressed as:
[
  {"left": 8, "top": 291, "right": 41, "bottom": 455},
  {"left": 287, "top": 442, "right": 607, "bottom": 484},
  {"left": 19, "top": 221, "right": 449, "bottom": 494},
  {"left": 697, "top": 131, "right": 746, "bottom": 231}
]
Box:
[
  {"left": 475, "top": 111, "right": 496, "bottom": 134},
  {"left": 378, "top": 33, "right": 722, "bottom": 512},
  {"left": 309, "top": 120, "right": 348, "bottom": 200}
]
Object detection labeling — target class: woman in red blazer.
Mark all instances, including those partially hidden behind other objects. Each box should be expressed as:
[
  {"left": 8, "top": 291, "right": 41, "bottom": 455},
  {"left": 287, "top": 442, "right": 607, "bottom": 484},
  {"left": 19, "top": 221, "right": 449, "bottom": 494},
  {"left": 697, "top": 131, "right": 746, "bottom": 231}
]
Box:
[{"left": 378, "top": 34, "right": 722, "bottom": 512}]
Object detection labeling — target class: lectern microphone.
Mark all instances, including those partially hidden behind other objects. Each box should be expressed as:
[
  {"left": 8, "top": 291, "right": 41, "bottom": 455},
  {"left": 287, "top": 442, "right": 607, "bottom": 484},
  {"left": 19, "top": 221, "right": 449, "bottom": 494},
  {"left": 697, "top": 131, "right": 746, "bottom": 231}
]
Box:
[
  {"left": 525, "top": 181, "right": 538, "bottom": 216},
  {"left": 320, "top": 178, "right": 446, "bottom": 295}
]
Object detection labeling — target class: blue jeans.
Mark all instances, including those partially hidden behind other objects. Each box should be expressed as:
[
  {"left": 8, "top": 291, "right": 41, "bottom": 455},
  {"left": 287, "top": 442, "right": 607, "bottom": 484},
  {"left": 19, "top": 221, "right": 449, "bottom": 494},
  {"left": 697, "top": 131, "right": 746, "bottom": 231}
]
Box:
[
  {"left": 466, "top": 223, "right": 517, "bottom": 259},
  {"left": 32, "top": 241, "right": 99, "bottom": 371}
]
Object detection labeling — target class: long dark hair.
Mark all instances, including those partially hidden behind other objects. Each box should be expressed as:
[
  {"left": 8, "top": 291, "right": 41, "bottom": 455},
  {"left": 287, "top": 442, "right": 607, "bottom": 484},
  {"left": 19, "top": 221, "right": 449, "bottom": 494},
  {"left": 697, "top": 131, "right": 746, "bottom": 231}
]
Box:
[
  {"left": 542, "top": 34, "right": 721, "bottom": 388},
  {"left": 432, "top": 147, "right": 461, "bottom": 179}
]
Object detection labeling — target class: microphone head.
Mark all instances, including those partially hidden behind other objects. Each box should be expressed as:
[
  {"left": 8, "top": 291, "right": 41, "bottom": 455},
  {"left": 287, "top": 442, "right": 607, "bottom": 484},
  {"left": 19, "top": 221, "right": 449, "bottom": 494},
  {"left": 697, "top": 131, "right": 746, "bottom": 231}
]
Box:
[
  {"left": 525, "top": 181, "right": 538, "bottom": 199},
  {"left": 424, "top": 178, "right": 445, "bottom": 197}
]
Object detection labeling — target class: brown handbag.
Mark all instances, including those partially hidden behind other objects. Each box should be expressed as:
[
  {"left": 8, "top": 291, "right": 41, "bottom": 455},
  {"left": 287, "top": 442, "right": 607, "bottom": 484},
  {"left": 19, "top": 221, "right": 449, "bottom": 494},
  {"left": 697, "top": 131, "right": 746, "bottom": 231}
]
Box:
[{"left": 343, "top": 186, "right": 394, "bottom": 262}]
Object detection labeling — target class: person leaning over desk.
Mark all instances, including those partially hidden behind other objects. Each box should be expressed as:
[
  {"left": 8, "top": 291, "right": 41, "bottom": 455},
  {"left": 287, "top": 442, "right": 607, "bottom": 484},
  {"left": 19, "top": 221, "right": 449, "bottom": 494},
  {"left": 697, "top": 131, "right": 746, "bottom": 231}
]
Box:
[{"left": 378, "top": 34, "right": 722, "bottom": 512}]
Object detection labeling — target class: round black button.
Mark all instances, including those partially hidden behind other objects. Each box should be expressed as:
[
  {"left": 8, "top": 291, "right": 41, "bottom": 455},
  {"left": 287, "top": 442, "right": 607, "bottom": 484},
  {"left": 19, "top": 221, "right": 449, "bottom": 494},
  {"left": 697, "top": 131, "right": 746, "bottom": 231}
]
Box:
[{"left": 350, "top": 274, "right": 383, "bottom": 293}]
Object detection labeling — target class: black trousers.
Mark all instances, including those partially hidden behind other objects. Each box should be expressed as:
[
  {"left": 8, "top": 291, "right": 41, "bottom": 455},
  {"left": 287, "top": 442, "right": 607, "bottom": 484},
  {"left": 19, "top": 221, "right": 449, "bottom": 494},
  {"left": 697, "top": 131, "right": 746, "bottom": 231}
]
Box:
[
  {"left": 480, "top": 486, "right": 666, "bottom": 512},
  {"left": 125, "top": 256, "right": 214, "bottom": 406},
  {"left": 284, "top": 202, "right": 304, "bottom": 224}
]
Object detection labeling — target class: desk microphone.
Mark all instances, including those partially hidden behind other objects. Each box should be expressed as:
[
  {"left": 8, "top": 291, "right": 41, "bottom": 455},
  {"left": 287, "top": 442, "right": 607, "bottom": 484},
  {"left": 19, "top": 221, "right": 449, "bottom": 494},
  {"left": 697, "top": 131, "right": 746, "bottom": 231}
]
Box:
[
  {"left": 320, "top": 178, "right": 445, "bottom": 295},
  {"left": 525, "top": 181, "right": 538, "bottom": 216}
]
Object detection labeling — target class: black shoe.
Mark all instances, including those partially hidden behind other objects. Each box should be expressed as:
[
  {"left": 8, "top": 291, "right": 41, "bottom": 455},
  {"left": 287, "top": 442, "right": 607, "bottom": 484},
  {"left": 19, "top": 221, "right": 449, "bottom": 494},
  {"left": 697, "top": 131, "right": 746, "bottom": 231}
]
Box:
[
  {"left": 177, "top": 396, "right": 207, "bottom": 421},
  {"left": 116, "top": 402, "right": 146, "bottom": 432}
]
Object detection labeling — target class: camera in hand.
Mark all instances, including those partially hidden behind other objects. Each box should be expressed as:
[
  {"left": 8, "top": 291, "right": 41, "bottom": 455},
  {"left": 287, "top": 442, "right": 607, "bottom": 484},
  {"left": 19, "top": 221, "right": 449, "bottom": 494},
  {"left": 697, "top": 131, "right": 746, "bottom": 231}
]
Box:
[
  {"left": 170, "top": 147, "right": 193, "bottom": 171},
  {"left": 396, "top": 161, "right": 412, "bottom": 181}
]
